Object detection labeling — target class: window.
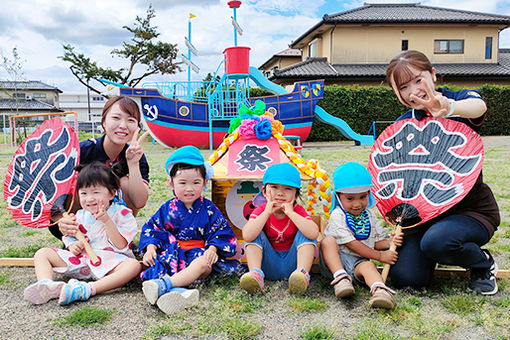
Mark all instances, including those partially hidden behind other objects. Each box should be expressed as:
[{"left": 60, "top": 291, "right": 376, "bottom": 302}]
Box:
[
  {"left": 485, "top": 37, "right": 493, "bottom": 59},
  {"left": 92, "top": 96, "right": 104, "bottom": 102},
  {"left": 308, "top": 40, "right": 317, "bottom": 58},
  {"left": 434, "top": 40, "right": 464, "bottom": 54},
  {"left": 402, "top": 40, "right": 408, "bottom": 51},
  {"left": 33, "top": 93, "right": 46, "bottom": 99},
  {"left": 12, "top": 92, "right": 25, "bottom": 98}
]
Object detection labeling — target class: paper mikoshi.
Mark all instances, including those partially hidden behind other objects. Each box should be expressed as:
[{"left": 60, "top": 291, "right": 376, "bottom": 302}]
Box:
[{"left": 208, "top": 100, "right": 332, "bottom": 262}]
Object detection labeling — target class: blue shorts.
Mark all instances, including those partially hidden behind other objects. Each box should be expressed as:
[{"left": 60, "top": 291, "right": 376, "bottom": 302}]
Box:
[
  {"left": 319, "top": 248, "right": 368, "bottom": 284},
  {"left": 246, "top": 231, "right": 316, "bottom": 280}
]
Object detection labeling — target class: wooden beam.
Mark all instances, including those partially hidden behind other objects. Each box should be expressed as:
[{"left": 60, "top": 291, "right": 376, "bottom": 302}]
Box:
[{"left": 0, "top": 258, "right": 34, "bottom": 266}]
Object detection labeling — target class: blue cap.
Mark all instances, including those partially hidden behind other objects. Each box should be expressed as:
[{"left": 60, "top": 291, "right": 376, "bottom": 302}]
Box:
[
  {"left": 330, "top": 162, "right": 375, "bottom": 213},
  {"left": 263, "top": 163, "right": 301, "bottom": 188},
  {"left": 165, "top": 146, "right": 213, "bottom": 179}
]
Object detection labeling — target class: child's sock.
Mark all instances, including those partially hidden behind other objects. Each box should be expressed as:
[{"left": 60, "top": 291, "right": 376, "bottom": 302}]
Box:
[
  {"left": 370, "top": 281, "right": 385, "bottom": 290},
  {"left": 251, "top": 268, "right": 265, "bottom": 278},
  {"left": 89, "top": 282, "right": 97, "bottom": 296},
  {"left": 333, "top": 269, "right": 347, "bottom": 278}
]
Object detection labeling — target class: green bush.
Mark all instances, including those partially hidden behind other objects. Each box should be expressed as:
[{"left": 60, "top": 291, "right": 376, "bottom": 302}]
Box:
[{"left": 303, "top": 84, "right": 510, "bottom": 141}]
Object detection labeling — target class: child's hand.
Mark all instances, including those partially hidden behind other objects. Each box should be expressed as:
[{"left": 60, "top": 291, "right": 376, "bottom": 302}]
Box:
[
  {"left": 68, "top": 241, "right": 84, "bottom": 256},
  {"left": 263, "top": 191, "right": 279, "bottom": 215},
  {"left": 379, "top": 249, "right": 398, "bottom": 265},
  {"left": 93, "top": 202, "right": 110, "bottom": 223},
  {"left": 390, "top": 231, "right": 404, "bottom": 247},
  {"left": 280, "top": 202, "right": 295, "bottom": 216},
  {"left": 203, "top": 246, "right": 218, "bottom": 268},
  {"left": 142, "top": 244, "right": 158, "bottom": 266},
  {"left": 409, "top": 80, "right": 451, "bottom": 118}
]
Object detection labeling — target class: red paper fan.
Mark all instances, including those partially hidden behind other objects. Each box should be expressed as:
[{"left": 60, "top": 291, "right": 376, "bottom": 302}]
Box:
[
  {"left": 367, "top": 117, "right": 483, "bottom": 229},
  {"left": 4, "top": 118, "right": 80, "bottom": 228}
]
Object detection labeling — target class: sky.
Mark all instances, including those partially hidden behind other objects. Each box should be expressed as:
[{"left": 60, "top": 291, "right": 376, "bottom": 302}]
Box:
[{"left": 1, "top": 0, "right": 510, "bottom": 92}]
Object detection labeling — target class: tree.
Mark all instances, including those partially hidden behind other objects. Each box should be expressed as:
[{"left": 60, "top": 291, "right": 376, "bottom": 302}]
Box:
[
  {"left": 60, "top": 5, "right": 181, "bottom": 95},
  {"left": 1, "top": 47, "right": 26, "bottom": 143}
]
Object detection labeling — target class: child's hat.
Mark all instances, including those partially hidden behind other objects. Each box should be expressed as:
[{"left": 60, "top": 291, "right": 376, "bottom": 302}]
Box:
[
  {"left": 331, "top": 161, "right": 375, "bottom": 212},
  {"left": 164, "top": 145, "right": 214, "bottom": 179},
  {"left": 262, "top": 163, "right": 301, "bottom": 188}
]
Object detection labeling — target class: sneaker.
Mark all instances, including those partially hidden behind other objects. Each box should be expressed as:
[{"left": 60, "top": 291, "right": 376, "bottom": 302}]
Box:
[
  {"left": 240, "top": 271, "right": 265, "bottom": 293},
  {"left": 156, "top": 288, "right": 199, "bottom": 314},
  {"left": 330, "top": 273, "right": 355, "bottom": 298},
  {"left": 470, "top": 249, "right": 498, "bottom": 295},
  {"left": 58, "top": 279, "right": 92, "bottom": 306},
  {"left": 142, "top": 278, "right": 171, "bottom": 305},
  {"left": 288, "top": 269, "right": 309, "bottom": 295},
  {"left": 24, "top": 280, "right": 65, "bottom": 304},
  {"left": 369, "top": 284, "right": 396, "bottom": 309}
]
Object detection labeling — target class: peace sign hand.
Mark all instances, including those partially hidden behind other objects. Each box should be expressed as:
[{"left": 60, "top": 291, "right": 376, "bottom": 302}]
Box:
[
  {"left": 409, "top": 80, "right": 452, "bottom": 118},
  {"left": 126, "top": 128, "right": 150, "bottom": 164},
  {"left": 93, "top": 202, "right": 110, "bottom": 223}
]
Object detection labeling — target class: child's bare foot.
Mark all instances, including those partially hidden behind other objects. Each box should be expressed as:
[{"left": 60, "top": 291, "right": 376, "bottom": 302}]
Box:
[{"left": 331, "top": 273, "right": 355, "bottom": 298}]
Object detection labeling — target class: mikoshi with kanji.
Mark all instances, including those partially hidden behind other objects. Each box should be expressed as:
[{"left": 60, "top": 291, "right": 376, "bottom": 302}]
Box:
[{"left": 207, "top": 100, "right": 331, "bottom": 262}]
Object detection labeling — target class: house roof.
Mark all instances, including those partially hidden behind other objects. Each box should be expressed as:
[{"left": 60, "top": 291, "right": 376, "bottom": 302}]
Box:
[
  {"left": 0, "top": 80, "right": 62, "bottom": 93},
  {"left": 291, "top": 3, "right": 510, "bottom": 48},
  {"left": 0, "top": 98, "right": 61, "bottom": 111},
  {"left": 259, "top": 48, "right": 302, "bottom": 70},
  {"left": 272, "top": 50, "right": 510, "bottom": 81}
]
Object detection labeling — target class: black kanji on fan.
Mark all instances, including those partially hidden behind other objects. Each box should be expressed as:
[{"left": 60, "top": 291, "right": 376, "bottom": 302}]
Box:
[{"left": 7, "top": 127, "right": 77, "bottom": 220}]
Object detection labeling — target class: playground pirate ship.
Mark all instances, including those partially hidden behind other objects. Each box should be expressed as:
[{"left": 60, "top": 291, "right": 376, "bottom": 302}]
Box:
[{"left": 107, "top": 1, "right": 373, "bottom": 149}]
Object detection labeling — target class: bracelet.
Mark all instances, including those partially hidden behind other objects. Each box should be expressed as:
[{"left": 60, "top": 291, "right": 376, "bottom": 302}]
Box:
[{"left": 445, "top": 99, "right": 455, "bottom": 118}]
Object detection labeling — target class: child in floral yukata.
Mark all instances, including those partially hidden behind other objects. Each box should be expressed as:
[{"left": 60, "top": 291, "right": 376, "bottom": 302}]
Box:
[
  {"left": 138, "top": 145, "right": 242, "bottom": 314},
  {"left": 24, "top": 162, "right": 141, "bottom": 305}
]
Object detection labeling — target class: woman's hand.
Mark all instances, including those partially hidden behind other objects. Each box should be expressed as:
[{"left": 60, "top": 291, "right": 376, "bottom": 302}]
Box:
[
  {"left": 409, "top": 81, "right": 452, "bottom": 118},
  {"left": 142, "top": 244, "right": 158, "bottom": 267},
  {"left": 58, "top": 213, "right": 78, "bottom": 236},
  {"left": 68, "top": 241, "right": 84, "bottom": 256},
  {"left": 126, "top": 128, "right": 150, "bottom": 165},
  {"left": 203, "top": 246, "right": 218, "bottom": 268}
]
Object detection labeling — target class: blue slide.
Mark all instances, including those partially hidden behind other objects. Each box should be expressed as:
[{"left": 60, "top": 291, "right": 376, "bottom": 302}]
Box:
[{"left": 249, "top": 67, "right": 374, "bottom": 145}]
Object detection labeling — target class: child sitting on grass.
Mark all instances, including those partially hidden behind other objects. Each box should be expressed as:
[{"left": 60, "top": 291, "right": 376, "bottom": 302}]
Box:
[
  {"left": 320, "top": 162, "right": 403, "bottom": 309},
  {"left": 240, "top": 163, "right": 319, "bottom": 295},
  {"left": 138, "top": 146, "right": 243, "bottom": 314},
  {"left": 24, "top": 162, "right": 141, "bottom": 305}
]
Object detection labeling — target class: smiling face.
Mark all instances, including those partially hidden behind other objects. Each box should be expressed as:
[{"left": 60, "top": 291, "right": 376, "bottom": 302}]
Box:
[
  {"left": 338, "top": 191, "right": 369, "bottom": 216},
  {"left": 169, "top": 168, "right": 207, "bottom": 209},
  {"left": 78, "top": 184, "right": 115, "bottom": 215},
  {"left": 263, "top": 183, "right": 298, "bottom": 208},
  {"left": 102, "top": 102, "right": 139, "bottom": 146},
  {"left": 390, "top": 66, "right": 437, "bottom": 110}
]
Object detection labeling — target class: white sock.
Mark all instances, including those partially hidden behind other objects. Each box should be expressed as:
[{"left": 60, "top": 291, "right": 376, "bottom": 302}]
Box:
[
  {"left": 370, "top": 281, "right": 385, "bottom": 290},
  {"left": 334, "top": 269, "right": 347, "bottom": 278}
]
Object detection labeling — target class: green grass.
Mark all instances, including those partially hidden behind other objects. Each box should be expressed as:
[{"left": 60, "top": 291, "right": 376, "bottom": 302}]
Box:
[
  {"left": 58, "top": 307, "right": 114, "bottom": 327},
  {"left": 0, "top": 272, "right": 12, "bottom": 286},
  {"left": 22, "top": 231, "right": 37, "bottom": 237},
  {"left": 440, "top": 294, "right": 485, "bottom": 315},
  {"left": 289, "top": 296, "right": 328, "bottom": 313},
  {"left": 0, "top": 244, "right": 43, "bottom": 257},
  {"left": 300, "top": 325, "right": 336, "bottom": 340}
]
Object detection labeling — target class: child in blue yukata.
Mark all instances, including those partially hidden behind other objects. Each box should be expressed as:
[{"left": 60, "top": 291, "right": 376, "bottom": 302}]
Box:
[
  {"left": 138, "top": 146, "right": 242, "bottom": 314},
  {"left": 240, "top": 163, "right": 319, "bottom": 295},
  {"left": 24, "top": 162, "right": 141, "bottom": 305},
  {"left": 320, "top": 162, "right": 403, "bottom": 309}
]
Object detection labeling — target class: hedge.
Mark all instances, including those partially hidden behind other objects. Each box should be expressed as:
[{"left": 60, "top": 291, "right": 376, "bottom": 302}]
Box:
[{"left": 249, "top": 84, "right": 510, "bottom": 141}]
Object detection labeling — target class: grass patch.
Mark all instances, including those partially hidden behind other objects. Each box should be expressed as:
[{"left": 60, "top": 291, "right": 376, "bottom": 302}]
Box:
[
  {"left": 289, "top": 296, "right": 328, "bottom": 313},
  {"left": 222, "top": 317, "right": 262, "bottom": 340},
  {"left": 0, "top": 272, "right": 12, "bottom": 286},
  {"left": 301, "top": 325, "right": 336, "bottom": 340},
  {"left": 58, "top": 307, "right": 114, "bottom": 327},
  {"left": 0, "top": 244, "right": 42, "bottom": 257},
  {"left": 352, "top": 320, "right": 399, "bottom": 340},
  {"left": 441, "top": 294, "right": 485, "bottom": 315},
  {"left": 22, "top": 231, "right": 38, "bottom": 237}
]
